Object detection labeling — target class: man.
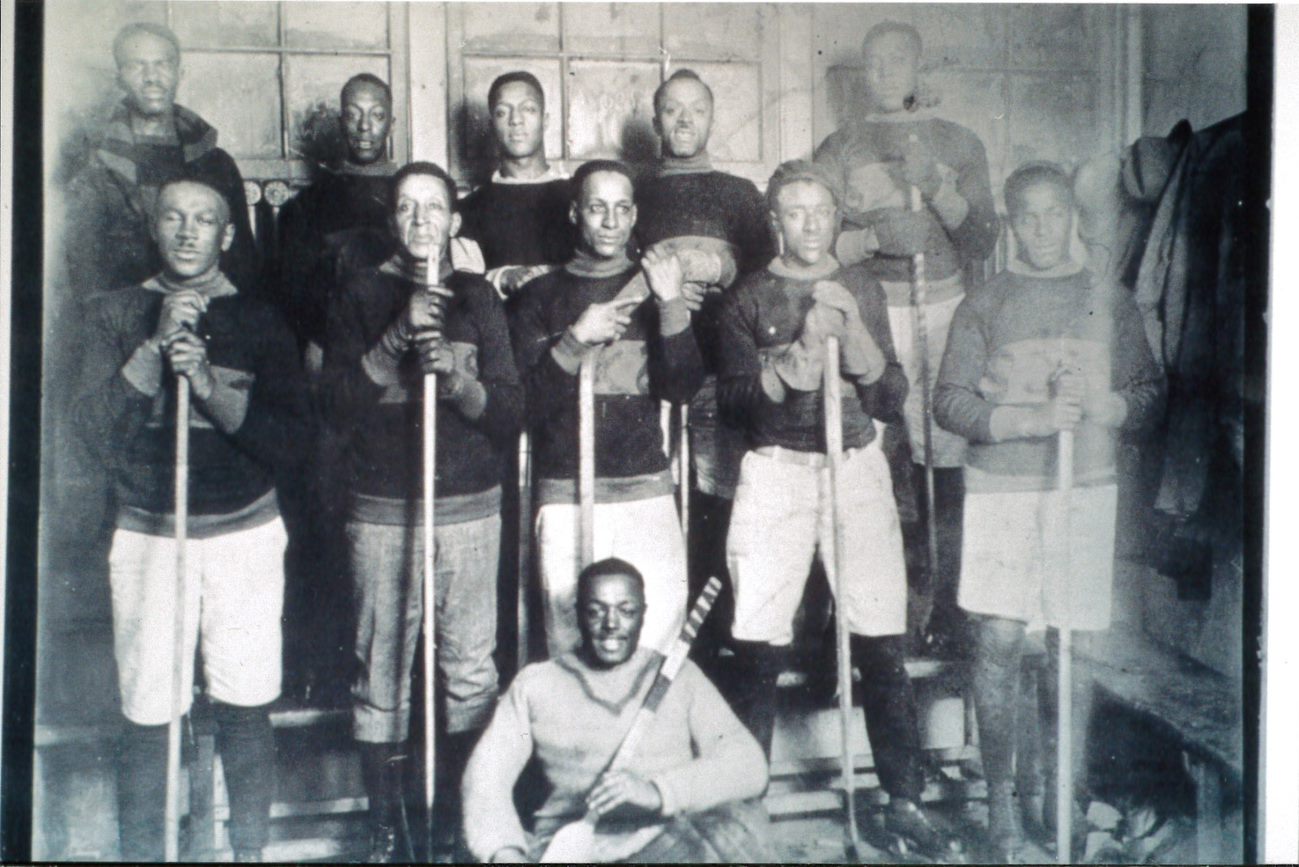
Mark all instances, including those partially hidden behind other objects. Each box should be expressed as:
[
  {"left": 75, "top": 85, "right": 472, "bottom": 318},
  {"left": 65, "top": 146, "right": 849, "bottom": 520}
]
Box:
[
  {"left": 274, "top": 73, "right": 399, "bottom": 360},
  {"left": 271, "top": 72, "right": 399, "bottom": 709},
  {"left": 322, "top": 162, "right": 523, "bottom": 861},
  {"left": 814, "top": 21, "right": 999, "bottom": 655},
  {"left": 457, "top": 71, "right": 575, "bottom": 301},
  {"left": 718, "top": 160, "right": 961, "bottom": 859},
  {"left": 462, "top": 558, "right": 773, "bottom": 863},
  {"left": 65, "top": 22, "right": 256, "bottom": 297},
  {"left": 934, "top": 163, "right": 1163, "bottom": 860},
  {"left": 74, "top": 179, "right": 309, "bottom": 862},
  {"left": 634, "top": 68, "right": 774, "bottom": 665},
  {"left": 511, "top": 160, "right": 704, "bottom": 659}
]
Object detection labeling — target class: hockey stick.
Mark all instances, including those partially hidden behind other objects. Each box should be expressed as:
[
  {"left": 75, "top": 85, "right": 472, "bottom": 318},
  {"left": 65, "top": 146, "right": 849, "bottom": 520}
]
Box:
[
  {"left": 164, "top": 377, "right": 189, "bottom": 863},
  {"left": 579, "top": 352, "right": 596, "bottom": 569},
  {"left": 421, "top": 247, "right": 440, "bottom": 860},
  {"left": 909, "top": 182, "right": 941, "bottom": 635},
  {"left": 539, "top": 576, "right": 725, "bottom": 863},
  {"left": 824, "top": 336, "right": 863, "bottom": 859},
  {"left": 1055, "top": 427, "right": 1075, "bottom": 864}
]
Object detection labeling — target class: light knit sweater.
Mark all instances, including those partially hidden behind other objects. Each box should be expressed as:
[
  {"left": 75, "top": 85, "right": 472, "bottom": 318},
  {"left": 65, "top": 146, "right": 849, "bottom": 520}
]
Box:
[{"left": 461, "top": 647, "right": 767, "bottom": 861}]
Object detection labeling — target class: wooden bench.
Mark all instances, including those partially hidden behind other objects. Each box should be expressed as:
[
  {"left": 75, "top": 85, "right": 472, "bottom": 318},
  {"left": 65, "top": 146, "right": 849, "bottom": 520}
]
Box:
[{"left": 1075, "top": 626, "right": 1243, "bottom": 863}]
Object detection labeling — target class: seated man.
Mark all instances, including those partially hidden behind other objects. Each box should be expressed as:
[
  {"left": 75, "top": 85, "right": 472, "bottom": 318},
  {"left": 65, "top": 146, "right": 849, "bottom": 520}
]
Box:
[{"left": 462, "top": 558, "right": 773, "bottom": 863}]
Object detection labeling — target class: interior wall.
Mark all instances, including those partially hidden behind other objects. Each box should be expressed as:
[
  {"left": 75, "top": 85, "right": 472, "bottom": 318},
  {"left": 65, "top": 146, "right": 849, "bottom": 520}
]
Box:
[{"left": 1142, "top": 4, "right": 1248, "bottom": 137}]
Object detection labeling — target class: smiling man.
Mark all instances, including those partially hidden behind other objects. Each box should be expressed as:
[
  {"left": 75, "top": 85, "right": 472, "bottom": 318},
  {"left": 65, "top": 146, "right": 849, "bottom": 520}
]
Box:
[
  {"left": 634, "top": 69, "right": 775, "bottom": 668},
  {"left": 718, "top": 160, "right": 964, "bottom": 860},
  {"left": 65, "top": 22, "right": 256, "bottom": 297},
  {"left": 510, "top": 161, "right": 704, "bottom": 660},
  {"left": 74, "top": 179, "right": 310, "bottom": 863},
  {"left": 322, "top": 161, "right": 523, "bottom": 861},
  {"left": 462, "top": 558, "right": 772, "bottom": 863}
]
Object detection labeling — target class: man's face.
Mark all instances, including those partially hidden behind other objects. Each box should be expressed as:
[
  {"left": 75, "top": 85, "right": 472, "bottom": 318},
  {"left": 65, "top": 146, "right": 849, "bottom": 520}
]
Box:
[
  {"left": 392, "top": 173, "right": 461, "bottom": 263},
  {"left": 571, "top": 171, "right": 636, "bottom": 260},
  {"left": 654, "top": 76, "right": 713, "bottom": 159},
  {"left": 1010, "top": 182, "right": 1074, "bottom": 271},
  {"left": 116, "top": 31, "right": 180, "bottom": 119},
  {"left": 491, "top": 81, "right": 547, "bottom": 161},
  {"left": 578, "top": 572, "right": 646, "bottom": 668},
  {"left": 341, "top": 81, "right": 393, "bottom": 165},
  {"left": 771, "top": 181, "right": 838, "bottom": 268},
  {"left": 152, "top": 182, "right": 234, "bottom": 281},
  {"left": 863, "top": 31, "right": 919, "bottom": 113}
]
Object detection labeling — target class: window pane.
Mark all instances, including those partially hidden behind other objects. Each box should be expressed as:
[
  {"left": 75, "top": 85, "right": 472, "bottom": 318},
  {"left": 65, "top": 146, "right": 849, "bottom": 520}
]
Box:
[
  {"left": 284, "top": 54, "right": 391, "bottom": 166},
  {"left": 171, "top": 2, "right": 278, "bottom": 49},
  {"left": 687, "top": 63, "right": 761, "bottom": 163},
  {"left": 460, "top": 58, "right": 563, "bottom": 177},
  {"left": 461, "top": 3, "right": 560, "bottom": 53},
  {"left": 663, "top": 4, "right": 761, "bottom": 61},
  {"left": 177, "top": 51, "right": 281, "bottom": 159},
  {"left": 566, "top": 61, "right": 659, "bottom": 161},
  {"left": 562, "top": 3, "right": 660, "bottom": 56},
  {"left": 285, "top": 1, "right": 388, "bottom": 50}
]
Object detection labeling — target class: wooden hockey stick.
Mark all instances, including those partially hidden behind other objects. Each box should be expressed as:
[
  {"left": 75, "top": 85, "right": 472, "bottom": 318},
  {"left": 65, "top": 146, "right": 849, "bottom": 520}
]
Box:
[
  {"left": 824, "top": 337, "right": 863, "bottom": 858},
  {"left": 1055, "top": 427, "right": 1075, "bottom": 864},
  {"left": 164, "top": 377, "right": 189, "bottom": 862},
  {"left": 910, "top": 182, "right": 941, "bottom": 633},
  {"left": 421, "top": 248, "right": 440, "bottom": 860},
  {"left": 539, "top": 576, "right": 725, "bottom": 863},
  {"left": 579, "top": 353, "right": 596, "bottom": 569}
]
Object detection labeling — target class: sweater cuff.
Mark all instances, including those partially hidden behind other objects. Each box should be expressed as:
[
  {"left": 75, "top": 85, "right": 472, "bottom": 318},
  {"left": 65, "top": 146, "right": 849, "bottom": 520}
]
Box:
[
  {"left": 930, "top": 180, "right": 969, "bottom": 231},
  {"left": 772, "top": 342, "right": 825, "bottom": 392},
  {"left": 988, "top": 406, "right": 1031, "bottom": 442},
  {"left": 656, "top": 295, "right": 691, "bottom": 336},
  {"left": 447, "top": 377, "right": 489, "bottom": 421},
  {"left": 362, "top": 325, "right": 408, "bottom": 386},
  {"left": 549, "top": 328, "right": 588, "bottom": 376},
  {"left": 121, "top": 341, "right": 164, "bottom": 397},
  {"left": 199, "top": 379, "right": 250, "bottom": 434},
  {"left": 650, "top": 774, "right": 682, "bottom": 818}
]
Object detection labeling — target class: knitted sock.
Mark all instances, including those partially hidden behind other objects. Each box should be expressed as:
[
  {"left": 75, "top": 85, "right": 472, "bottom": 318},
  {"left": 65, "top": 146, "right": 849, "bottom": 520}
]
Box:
[
  {"left": 360, "top": 741, "right": 408, "bottom": 828},
  {"left": 117, "top": 720, "right": 169, "bottom": 862},
  {"left": 212, "top": 701, "right": 275, "bottom": 853},
  {"left": 851, "top": 634, "right": 925, "bottom": 801}
]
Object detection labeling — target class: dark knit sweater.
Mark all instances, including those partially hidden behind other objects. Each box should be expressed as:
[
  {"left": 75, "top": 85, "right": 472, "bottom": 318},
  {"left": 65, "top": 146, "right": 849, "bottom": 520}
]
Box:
[
  {"left": 635, "top": 170, "right": 775, "bottom": 374},
  {"left": 322, "top": 267, "right": 523, "bottom": 521},
  {"left": 933, "top": 267, "right": 1164, "bottom": 493},
  {"left": 64, "top": 103, "right": 258, "bottom": 296},
  {"left": 718, "top": 262, "right": 907, "bottom": 453},
  {"left": 74, "top": 281, "right": 310, "bottom": 536},
  {"left": 457, "top": 178, "right": 575, "bottom": 272},
  {"left": 272, "top": 168, "right": 392, "bottom": 346},
  {"left": 813, "top": 114, "right": 998, "bottom": 284},
  {"left": 510, "top": 266, "right": 704, "bottom": 495}
]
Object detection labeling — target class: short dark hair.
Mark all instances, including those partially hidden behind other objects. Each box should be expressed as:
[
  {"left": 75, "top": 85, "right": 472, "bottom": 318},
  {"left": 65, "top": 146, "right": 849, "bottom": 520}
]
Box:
[
  {"left": 577, "top": 558, "right": 646, "bottom": 603},
  {"left": 862, "top": 21, "right": 923, "bottom": 57},
  {"left": 391, "top": 161, "right": 458, "bottom": 210},
  {"left": 653, "top": 68, "right": 714, "bottom": 116},
  {"left": 570, "top": 159, "right": 636, "bottom": 205},
  {"left": 341, "top": 72, "right": 392, "bottom": 107},
  {"left": 112, "top": 22, "right": 181, "bottom": 67},
  {"left": 156, "top": 178, "right": 231, "bottom": 224},
  {"left": 766, "top": 159, "right": 841, "bottom": 213},
  {"left": 488, "top": 71, "right": 545, "bottom": 111},
  {"left": 1004, "top": 161, "right": 1073, "bottom": 217}
]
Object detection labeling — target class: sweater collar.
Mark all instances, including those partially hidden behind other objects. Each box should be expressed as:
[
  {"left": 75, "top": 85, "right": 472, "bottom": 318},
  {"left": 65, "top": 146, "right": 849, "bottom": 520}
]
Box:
[
  {"left": 142, "top": 268, "right": 237, "bottom": 299},
  {"left": 96, "top": 101, "right": 218, "bottom": 184},
  {"left": 379, "top": 252, "right": 454, "bottom": 285},
  {"left": 554, "top": 648, "right": 661, "bottom": 715},
  {"left": 1006, "top": 257, "right": 1086, "bottom": 279},
  {"left": 565, "top": 246, "right": 635, "bottom": 279},
  {"left": 855, "top": 104, "right": 937, "bottom": 125},
  {"left": 767, "top": 254, "right": 841, "bottom": 282},
  {"left": 491, "top": 163, "right": 568, "bottom": 185},
  {"left": 337, "top": 158, "right": 397, "bottom": 178},
  {"left": 658, "top": 151, "right": 713, "bottom": 177}
]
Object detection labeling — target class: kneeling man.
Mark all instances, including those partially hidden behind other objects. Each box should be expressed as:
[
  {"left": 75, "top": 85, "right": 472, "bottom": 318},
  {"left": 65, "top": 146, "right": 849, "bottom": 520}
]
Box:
[{"left": 462, "top": 558, "right": 773, "bottom": 863}]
